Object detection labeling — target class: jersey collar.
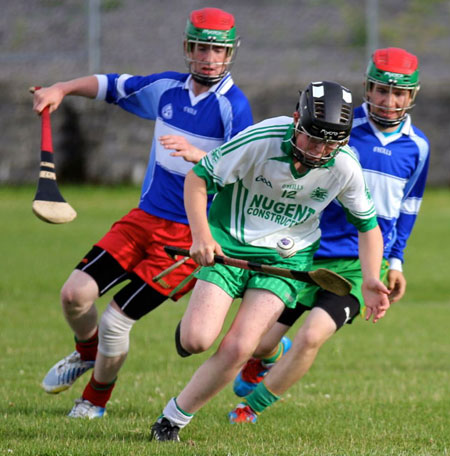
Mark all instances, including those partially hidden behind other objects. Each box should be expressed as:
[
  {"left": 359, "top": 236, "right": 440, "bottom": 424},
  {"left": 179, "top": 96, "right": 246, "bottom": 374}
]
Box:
[
  {"left": 362, "top": 102, "right": 412, "bottom": 140},
  {"left": 184, "top": 72, "right": 233, "bottom": 102}
]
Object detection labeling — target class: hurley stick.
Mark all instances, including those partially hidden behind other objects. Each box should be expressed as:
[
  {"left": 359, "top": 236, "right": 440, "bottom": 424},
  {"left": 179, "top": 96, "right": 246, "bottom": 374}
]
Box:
[
  {"left": 164, "top": 246, "right": 352, "bottom": 296},
  {"left": 152, "top": 256, "right": 190, "bottom": 283},
  {"left": 30, "top": 86, "right": 77, "bottom": 224}
]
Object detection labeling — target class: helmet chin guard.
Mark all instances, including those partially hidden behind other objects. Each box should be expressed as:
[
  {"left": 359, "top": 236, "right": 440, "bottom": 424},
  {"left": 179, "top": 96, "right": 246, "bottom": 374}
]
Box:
[
  {"left": 292, "top": 81, "right": 353, "bottom": 168},
  {"left": 364, "top": 47, "right": 420, "bottom": 128},
  {"left": 184, "top": 8, "right": 240, "bottom": 86}
]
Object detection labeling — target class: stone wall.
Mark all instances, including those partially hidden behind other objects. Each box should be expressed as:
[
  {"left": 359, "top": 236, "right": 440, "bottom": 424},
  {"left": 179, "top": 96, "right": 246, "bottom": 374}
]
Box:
[{"left": 3, "top": 81, "right": 448, "bottom": 186}]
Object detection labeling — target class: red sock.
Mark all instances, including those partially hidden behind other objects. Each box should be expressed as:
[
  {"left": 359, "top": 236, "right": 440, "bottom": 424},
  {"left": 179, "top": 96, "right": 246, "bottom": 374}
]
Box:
[
  {"left": 75, "top": 328, "right": 98, "bottom": 361},
  {"left": 82, "top": 374, "right": 116, "bottom": 408}
]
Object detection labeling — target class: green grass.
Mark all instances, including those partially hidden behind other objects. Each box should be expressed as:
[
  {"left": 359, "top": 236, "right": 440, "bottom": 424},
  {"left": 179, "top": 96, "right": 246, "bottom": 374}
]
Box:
[{"left": 0, "top": 186, "right": 449, "bottom": 456}]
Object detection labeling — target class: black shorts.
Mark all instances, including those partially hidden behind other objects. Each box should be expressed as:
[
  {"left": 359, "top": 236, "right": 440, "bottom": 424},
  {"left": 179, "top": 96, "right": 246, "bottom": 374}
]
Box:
[
  {"left": 277, "top": 290, "right": 360, "bottom": 331},
  {"left": 75, "top": 246, "right": 166, "bottom": 320}
]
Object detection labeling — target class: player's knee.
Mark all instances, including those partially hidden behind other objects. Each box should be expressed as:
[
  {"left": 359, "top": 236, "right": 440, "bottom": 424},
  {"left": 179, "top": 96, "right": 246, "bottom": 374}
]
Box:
[
  {"left": 98, "top": 305, "right": 135, "bottom": 357},
  {"left": 61, "top": 285, "right": 90, "bottom": 317},
  {"left": 297, "top": 326, "right": 328, "bottom": 351},
  {"left": 60, "top": 273, "right": 98, "bottom": 316},
  {"left": 219, "top": 334, "right": 254, "bottom": 366},
  {"left": 175, "top": 320, "right": 214, "bottom": 356}
]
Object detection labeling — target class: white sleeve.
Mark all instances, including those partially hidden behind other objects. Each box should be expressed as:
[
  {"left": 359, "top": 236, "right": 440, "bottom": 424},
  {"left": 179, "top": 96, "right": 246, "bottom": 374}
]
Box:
[
  {"left": 337, "top": 162, "right": 376, "bottom": 221},
  {"left": 94, "top": 74, "right": 108, "bottom": 101},
  {"left": 388, "top": 257, "right": 403, "bottom": 271}
]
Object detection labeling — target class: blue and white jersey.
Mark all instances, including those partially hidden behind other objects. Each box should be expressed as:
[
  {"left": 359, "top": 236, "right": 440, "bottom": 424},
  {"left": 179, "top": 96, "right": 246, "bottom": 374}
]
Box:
[
  {"left": 95, "top": 71, "right": 253, "bottom": 224},
  {"left": 316, "top": 103, "right": 429, "bottom": 265}
]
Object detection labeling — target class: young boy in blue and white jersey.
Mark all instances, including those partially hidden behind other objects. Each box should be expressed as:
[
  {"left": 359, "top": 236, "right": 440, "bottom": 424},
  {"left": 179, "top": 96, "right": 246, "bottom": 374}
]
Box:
[
  {"left": 150, "top": 81, "right": 390, "bottom": 442},
  {"left": 32, "top": 8, "right": 253, "bottom": 418},
  {"left": 230, "top": 48, "right": 430, "bottom": 423}
]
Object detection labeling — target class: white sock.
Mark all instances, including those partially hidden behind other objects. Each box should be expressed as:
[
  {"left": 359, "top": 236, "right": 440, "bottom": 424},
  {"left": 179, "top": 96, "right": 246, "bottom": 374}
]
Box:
[{"left": 162, "top": 397, "right": 193, "bottom": 429}]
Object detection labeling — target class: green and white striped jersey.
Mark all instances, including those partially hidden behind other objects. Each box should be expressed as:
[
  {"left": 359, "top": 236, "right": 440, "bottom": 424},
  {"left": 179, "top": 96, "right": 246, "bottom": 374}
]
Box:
[{"left": 193, "top": 116, "right": 377, "bottom": 261}]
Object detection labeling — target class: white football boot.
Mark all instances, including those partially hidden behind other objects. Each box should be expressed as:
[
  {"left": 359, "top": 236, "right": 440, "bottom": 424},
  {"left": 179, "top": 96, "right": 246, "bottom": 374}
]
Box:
[
  {"left": 42, "top": 351, "right": 94, "bottom": 394},
  {"left": 68, "top": 398, "right": 106, "bottom": 419}
]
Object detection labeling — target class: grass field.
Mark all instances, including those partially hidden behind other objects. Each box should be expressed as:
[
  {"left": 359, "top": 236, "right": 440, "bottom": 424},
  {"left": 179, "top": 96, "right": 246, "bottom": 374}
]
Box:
[{"left": 0, "top": 186, "right": 449, "bottom": 456}]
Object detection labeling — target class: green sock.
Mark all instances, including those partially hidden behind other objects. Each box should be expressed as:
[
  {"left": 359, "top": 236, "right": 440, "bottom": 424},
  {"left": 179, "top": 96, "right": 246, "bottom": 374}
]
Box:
[
  {"left": 262, "top": 341, "right": 284, "bottom": 365},
  {"left": 245, "top": 381, "right": 280, "bottom": 414}
]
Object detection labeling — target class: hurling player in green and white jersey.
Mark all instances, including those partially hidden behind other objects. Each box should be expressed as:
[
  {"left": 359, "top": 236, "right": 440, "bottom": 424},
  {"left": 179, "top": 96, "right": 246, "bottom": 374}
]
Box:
[
  {"left": 229, "top": 48, "right": 429, "bottom": 424},
  {"left": 150, "top": 81, "right": 390, "bottom": 442}
]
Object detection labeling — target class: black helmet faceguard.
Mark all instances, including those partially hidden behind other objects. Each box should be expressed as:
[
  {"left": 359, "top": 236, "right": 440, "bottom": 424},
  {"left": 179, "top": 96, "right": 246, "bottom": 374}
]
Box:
[{"left": 291, "top": 81, "right": 353, "bottom": 168}]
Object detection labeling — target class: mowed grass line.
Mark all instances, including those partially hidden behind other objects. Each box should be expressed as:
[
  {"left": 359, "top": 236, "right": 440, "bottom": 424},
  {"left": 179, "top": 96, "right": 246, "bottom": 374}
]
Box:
[{"left": 0, "top": 186, "right": 449, "bottom": 456}]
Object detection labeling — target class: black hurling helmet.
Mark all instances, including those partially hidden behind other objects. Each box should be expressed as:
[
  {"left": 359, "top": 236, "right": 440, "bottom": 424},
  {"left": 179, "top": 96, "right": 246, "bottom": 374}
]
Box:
[{"left": 292, "top": 81, "right": 353, "bottom": 168}]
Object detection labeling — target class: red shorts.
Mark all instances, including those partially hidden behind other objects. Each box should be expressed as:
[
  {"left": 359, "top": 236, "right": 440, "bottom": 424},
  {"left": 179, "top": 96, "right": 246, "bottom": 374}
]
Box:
[{"left": 96, "top": 208, "right": 197, "bottom": 300}]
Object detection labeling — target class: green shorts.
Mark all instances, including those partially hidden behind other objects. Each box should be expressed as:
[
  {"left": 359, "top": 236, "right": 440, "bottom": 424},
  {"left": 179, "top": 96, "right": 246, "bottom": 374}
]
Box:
[
  {"left": 195, "top": 259, "right": 313, "bottom": 308},
  {"left": 297, "top": 257, "right": 389, "bottom": 311}
]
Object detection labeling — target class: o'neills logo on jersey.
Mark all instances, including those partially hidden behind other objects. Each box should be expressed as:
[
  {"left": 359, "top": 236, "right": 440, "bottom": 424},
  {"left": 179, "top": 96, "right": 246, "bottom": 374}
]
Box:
[
  {"left": 373, "top": 146, "right": 392, "bottom": 156},
  {"left": 184, "top": 106, "right": 197, "bottom": 115},
  {"left": 282, "top": 183, "right": 303, "bottom": 191},
  {"left": 162, "top": 103, "right": 173, "bottom": 119},
  {"left": 247, "top": 194, "right": 316, "bottom": 227}
]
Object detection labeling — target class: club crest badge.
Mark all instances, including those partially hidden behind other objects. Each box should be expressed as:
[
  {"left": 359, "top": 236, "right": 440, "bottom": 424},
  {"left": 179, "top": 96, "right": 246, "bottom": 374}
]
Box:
[
  {"left": 310, "top": 187, "right": 328, "bottom": 202},
  {"left": 162, "top": 103, "right": 173, "bottom": 120}
]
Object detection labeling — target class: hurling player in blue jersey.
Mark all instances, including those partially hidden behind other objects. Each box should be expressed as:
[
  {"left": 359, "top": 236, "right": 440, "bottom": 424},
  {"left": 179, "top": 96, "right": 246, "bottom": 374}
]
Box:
[
  {"left": 32, "top": 7, "right": 252, "bottom": 419},
  {"left": 229, "top": 47, "right": 430, "bottom": 423}
]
